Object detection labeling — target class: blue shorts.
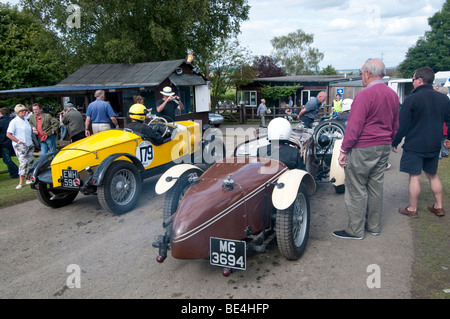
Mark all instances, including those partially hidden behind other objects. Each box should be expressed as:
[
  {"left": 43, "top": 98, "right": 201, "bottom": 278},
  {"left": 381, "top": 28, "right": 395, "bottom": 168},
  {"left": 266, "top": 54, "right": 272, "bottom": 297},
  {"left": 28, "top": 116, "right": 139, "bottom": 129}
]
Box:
[{"left": 400, "top": 150, "right": 440, "bottom": 175}]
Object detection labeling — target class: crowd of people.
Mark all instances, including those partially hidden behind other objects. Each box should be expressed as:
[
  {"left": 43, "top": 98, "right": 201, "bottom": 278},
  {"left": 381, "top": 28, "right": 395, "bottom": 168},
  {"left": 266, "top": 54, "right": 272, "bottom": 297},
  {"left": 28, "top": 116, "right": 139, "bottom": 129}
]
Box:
[
  {"left": 0, "top": 89, "right": 120, "bottom": 190},
  {"left": 1, "top": 70, "right": 449, "bottom": 234}
]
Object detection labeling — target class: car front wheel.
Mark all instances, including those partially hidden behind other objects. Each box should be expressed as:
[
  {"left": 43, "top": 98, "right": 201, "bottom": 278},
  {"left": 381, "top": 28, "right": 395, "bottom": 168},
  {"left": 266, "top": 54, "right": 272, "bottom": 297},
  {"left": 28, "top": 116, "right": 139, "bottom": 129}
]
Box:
[
  {"left": 276, "top": 184, "right": 310, "bottom": 260},
  {"left": 97, "top": 161, "right": 142, "bottom": 215},
  {"left": 34, "top": 183, "right": 78, "bottom": 208}
]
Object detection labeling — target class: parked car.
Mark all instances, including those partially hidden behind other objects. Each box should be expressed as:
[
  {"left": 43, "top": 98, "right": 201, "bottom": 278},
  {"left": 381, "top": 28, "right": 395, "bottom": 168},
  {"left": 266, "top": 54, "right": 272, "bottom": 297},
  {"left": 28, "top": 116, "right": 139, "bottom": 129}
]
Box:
[
  {"left": 209, "top": 112, "right": 224, "bottom": 127},
  {"left": 28, "top": 118, "right": 224, "bottom": 215},
  {"left": 153, "top": 119, "right": 344, "bottom": 276}
]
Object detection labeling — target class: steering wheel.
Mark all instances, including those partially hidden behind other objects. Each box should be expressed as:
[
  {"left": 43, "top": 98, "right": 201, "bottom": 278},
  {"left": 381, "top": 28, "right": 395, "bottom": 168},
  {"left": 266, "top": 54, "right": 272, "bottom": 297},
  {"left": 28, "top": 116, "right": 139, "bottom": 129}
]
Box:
[{"left": 148, "top": 116, "right": 169, "bottom": 138}]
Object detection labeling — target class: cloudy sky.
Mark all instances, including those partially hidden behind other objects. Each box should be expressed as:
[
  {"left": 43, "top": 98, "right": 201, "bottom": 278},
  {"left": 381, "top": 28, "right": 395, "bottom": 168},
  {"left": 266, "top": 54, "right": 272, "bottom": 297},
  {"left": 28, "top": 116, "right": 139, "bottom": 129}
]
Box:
[
  {"left": 238, "top": 0, "right": 446, "bottom": 70},
  {"left": 1, "top": 0, "right": 446, "bottom": 70}
]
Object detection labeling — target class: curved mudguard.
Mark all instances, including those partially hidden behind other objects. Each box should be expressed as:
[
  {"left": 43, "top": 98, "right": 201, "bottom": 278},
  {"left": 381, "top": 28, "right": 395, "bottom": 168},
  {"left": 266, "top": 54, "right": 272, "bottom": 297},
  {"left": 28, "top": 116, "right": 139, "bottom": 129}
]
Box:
[
  {"left": 29, "top": 151, "right": 59, "bottom": 187},
  {"left": 272, "top": 169, "right": 316, "bottom": 211},
  {"left": 329, "top": 139, "right": 345, "bottom": 187},
  {"left": 29, "top": 151, "right": 58, "bottom": 176},
  {"left": 155, "top": 164, "right": 204, "bottom": 195},
  {"left": 91, "top": 153, "right": 146, "bottom": 186}
]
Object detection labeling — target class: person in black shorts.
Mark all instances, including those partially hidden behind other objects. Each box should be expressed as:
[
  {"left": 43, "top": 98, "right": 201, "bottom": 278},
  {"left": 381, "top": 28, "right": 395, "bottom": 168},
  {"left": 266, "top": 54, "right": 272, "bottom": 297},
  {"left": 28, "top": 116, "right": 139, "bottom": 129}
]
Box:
[{"left": 392, "top": 67, "right": 450, "bottom": 218}]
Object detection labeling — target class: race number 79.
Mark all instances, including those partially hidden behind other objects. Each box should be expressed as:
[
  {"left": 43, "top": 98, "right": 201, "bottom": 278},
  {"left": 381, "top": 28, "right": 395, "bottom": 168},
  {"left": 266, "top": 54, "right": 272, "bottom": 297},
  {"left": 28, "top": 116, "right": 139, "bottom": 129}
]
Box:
[{"left": 136, "top": 141, "right": 154, "bottom": 167}]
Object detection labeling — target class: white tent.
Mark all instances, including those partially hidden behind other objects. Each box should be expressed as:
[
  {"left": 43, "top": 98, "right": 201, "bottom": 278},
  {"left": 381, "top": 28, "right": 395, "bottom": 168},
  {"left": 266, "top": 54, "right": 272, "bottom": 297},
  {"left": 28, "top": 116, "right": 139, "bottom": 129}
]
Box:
[{"left": 434, "top": 71, "right": 450, "bottom": 87}]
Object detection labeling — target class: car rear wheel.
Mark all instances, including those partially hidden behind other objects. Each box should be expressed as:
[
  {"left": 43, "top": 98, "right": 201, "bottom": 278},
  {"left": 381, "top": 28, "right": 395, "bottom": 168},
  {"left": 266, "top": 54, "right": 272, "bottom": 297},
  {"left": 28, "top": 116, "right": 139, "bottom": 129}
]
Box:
[
  {"left": 276, "top": 184, "right": 310, "bottom": 260},
  {"left": 97, "top": 161, "right": 142, "bottom": 215},
  {"left": 34, "top": 183, "right": 78, "bottom": 208}
]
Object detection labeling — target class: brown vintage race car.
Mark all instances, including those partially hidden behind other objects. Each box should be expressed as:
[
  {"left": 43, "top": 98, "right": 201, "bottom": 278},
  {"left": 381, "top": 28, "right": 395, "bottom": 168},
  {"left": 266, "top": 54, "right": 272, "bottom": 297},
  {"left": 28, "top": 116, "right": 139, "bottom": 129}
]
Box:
[{"left": 153, "top": 122, "right": 344, "bottom": 276}]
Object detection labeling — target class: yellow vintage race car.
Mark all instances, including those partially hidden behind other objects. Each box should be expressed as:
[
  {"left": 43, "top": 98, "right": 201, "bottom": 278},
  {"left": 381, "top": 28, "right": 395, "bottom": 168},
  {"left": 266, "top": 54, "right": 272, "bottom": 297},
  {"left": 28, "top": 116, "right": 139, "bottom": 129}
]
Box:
[{"left": 28, "top": 118, "right": 224, "bottom": 215}]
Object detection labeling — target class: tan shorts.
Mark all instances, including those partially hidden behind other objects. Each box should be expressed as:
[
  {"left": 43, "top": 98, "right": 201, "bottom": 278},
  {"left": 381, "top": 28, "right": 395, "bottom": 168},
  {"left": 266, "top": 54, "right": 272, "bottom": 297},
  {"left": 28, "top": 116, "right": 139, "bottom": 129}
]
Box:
[{"left": 92, "top": 123, "right": 111, "bottom": 134}]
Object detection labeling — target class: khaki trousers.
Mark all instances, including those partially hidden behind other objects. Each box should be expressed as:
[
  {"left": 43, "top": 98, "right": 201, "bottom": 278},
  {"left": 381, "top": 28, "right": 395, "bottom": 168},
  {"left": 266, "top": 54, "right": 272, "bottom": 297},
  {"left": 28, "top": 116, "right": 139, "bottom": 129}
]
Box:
[{"left": 344, "top": 144, "right": 391, "bottom": 237}]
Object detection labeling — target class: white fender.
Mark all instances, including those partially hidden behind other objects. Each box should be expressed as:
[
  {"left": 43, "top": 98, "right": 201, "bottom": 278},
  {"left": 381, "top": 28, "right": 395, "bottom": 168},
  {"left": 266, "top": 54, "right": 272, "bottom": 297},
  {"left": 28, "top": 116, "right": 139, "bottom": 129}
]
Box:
[
  {"left": 330, "top": 139, "right": 345, "bottom": 187},
  {"left": 155, "top": 164, "right": 203, "bottom": 195},
  {"left": 272, "top": 169, "right": 316, "bottom": 211}
]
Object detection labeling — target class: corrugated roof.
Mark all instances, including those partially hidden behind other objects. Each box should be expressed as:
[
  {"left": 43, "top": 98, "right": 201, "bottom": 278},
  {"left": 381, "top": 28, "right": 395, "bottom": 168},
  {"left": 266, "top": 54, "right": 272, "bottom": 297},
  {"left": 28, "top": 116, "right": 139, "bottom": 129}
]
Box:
[
  {"left": 0, "top": 59, "right": 206, "bottom": 97},
  {"left": 255, "top": 75, "right": 346, "bottom": 82},
  {"left": 57, "top": 59, "right": 186, "bottom": 87}
]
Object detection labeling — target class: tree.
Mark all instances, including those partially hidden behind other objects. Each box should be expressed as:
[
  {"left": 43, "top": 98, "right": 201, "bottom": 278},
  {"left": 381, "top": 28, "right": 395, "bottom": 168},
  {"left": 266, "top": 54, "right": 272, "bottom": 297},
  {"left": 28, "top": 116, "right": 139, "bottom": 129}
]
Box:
[
  {"left": 398, "top": 0, "right": 450, "bottom": 77},
  {"left": 320, "top": 65, "right": 338, "bottom": 75},
  {"left": 270, "top": 29, "right": 324, "bottom": 75},
  {"left": 21, "top": 0, "right": 250, "bottom": 73},
  {"left": 198, "top": 39, "right": 255, "bottom": 108},
  {"left": 261, "top": 85, "right": 300, "bottom": 101},
  {"left": 0, "top": 3, "right": 67, "bottom": 107},
  {"left": 252, "top": 55, "right": 286, "bottom": 78}
]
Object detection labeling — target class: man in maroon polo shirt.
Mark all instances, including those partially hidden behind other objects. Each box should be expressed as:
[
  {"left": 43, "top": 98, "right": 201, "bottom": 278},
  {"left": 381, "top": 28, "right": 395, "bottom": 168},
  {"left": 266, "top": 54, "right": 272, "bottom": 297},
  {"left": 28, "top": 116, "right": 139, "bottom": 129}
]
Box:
[{"left": 333, "top": 58, "right": 399, "bottom": 240}]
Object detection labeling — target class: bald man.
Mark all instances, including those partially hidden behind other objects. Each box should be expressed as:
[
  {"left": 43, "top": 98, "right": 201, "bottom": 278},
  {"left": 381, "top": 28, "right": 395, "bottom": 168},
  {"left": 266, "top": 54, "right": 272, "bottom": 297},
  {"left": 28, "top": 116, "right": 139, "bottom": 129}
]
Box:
[
  {"left": 334, "top": 58, "right": 399, "bottom": 240},
  {"left": 297, "top": 91, "right": 327, "bottom": 128}
]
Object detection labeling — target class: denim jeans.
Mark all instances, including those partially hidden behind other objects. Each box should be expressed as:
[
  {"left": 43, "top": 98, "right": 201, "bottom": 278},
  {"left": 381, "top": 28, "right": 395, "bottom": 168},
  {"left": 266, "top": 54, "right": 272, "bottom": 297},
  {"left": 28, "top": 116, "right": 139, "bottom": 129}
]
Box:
[
  {"left": 0, "top": 146, "right": 19, "bottom": 177},
  {"left": 440, "top": 137, "right": 449, "bottom": 158},
  {"left": 40, "top": 134, "right": 56, "bottom": 155}
]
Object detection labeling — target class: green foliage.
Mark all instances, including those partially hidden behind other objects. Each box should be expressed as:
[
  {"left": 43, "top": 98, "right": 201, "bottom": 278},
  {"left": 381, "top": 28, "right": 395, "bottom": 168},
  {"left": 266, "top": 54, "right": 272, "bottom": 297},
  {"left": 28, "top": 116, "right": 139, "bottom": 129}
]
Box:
[
  {"left": 271, "top": 29, "right": 324, "bottom": 75},
  {"left": 398, "top": 0, "right": 450, "bottom": 77},
  {"left": 200, "top": 39, "right": 255, "bottom": 107},
  {"left": 320, "top": 65, "right": 338, "bottom": 75},
  {"left": 261, "top": 85, "right": 300, "bottom": 101},
  {"left": 0, "top": 3, "right": 67, "bottom": 107},
  {"left": 0, "top": 156, "right": 35, "bottom": 208},
  {"left": 21, "top": 0, "right": 250, "bottom": 72}
]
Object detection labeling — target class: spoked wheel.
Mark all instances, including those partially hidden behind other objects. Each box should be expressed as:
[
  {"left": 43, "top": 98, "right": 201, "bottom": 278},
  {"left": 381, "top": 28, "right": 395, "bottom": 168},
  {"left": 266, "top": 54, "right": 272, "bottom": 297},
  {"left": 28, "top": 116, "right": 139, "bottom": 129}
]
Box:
[
  {"left": 97, "top": 161, "right": 142, "bottom": 215},
  {"left": 314, "top": 120, "right": 345, "bottom": 155},
  {"left": 276, "top": 184, "right": 310, "bottom": 260},
  {"left": 34, "top": 183, "right": 78, "bottom": 208}
]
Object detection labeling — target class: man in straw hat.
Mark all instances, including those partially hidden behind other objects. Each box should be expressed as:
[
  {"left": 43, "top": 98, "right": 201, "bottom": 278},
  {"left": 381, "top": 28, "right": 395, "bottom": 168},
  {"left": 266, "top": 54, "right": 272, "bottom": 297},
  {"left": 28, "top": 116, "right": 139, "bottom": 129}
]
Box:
[{"left": 156, "top": 86, "right": 184, "bottom": 122}]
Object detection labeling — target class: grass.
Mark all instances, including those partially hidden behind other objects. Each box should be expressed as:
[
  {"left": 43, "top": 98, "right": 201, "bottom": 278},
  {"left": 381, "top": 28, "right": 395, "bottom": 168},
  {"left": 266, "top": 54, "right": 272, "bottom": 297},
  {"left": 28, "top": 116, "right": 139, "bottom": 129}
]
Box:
[
  {"left": 0, "top": 156, "right": 35, "bottom": 209},
  {"left": 1, "top": 149, "right": 449, "bottom": 299},
  {"left": 411, "top": 157, "right": 450, "bottom": 299}
]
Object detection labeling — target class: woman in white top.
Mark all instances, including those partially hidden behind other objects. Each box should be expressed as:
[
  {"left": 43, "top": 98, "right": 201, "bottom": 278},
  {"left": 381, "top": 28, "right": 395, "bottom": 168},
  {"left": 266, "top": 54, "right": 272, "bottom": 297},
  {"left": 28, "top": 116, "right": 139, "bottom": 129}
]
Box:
[{"left": 6, "top": 104, "right": 35, "bottom": 189}]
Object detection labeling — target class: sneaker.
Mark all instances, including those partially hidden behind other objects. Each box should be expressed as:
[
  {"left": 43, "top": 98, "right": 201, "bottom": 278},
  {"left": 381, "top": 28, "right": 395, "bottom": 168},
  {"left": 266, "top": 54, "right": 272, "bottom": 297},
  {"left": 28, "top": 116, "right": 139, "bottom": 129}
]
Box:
[
  {"left": 25, "top": 180, "right": 32, "bottom": 185},
  {"left": 332, "top": 230, "right": 363, "bottom": 240},
  {"left": 15, "top": 184, "right": 23, "bottom": 190},
  {"left": 365, "top": 227, "right": 380, "bottom": 236}
]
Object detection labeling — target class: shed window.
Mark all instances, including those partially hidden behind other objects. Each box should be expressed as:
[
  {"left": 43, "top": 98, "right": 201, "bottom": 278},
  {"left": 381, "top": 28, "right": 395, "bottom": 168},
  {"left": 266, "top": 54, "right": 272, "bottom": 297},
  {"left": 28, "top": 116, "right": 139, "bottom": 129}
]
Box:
[{"left": 237, "top": 90, "right": 257, "bottom": 107}]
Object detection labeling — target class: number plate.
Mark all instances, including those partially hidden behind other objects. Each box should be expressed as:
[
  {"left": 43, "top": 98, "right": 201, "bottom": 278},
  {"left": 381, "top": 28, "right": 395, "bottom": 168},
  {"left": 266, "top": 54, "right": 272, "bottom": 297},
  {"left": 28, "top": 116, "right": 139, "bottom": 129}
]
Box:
[
  {"left": 61, "top": 169, "right": 79, "bottom": 188},
  {"left": 210, "top": 237, "right": 246, "bottom": 270}
]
